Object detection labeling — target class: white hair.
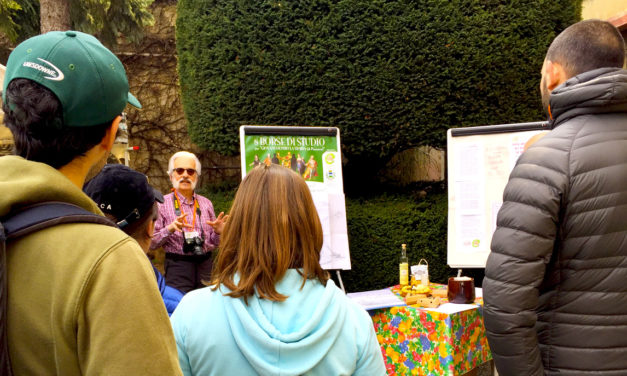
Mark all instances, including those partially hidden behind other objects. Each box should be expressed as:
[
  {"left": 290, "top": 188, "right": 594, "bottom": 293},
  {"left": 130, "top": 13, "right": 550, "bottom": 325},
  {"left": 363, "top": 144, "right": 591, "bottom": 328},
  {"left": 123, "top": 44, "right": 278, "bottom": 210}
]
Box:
[{"left": 168, "top": 151, "right": 202, "bottom": 176}]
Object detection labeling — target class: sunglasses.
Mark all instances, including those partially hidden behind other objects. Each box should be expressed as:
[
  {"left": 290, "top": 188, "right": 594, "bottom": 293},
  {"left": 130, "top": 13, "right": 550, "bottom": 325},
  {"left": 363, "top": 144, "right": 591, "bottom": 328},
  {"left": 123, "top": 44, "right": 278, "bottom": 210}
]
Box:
[{"left": 174, "top": 168, "right": 196, "bottom": 176}]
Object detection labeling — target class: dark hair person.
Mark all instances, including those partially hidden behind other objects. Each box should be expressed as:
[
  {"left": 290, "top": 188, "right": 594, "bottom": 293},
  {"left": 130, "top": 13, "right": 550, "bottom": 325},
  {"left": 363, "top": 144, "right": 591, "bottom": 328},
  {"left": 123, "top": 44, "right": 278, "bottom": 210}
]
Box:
[
  {"left": 484, "top": 19, "right": 627, "bottom": 375},
  {"left": 0, "top": 30, "right": 180, "bottom": 375},
  {"left": 170, "top": 165, "right": 385, "bottom": 375}
]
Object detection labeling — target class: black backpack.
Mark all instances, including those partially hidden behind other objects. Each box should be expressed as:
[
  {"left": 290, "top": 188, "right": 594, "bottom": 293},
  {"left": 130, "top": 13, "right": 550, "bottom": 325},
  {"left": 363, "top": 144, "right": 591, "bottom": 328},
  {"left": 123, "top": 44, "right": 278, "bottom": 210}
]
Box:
[{"left": 0, "top": 202, "right": 115, "bottom": 376}]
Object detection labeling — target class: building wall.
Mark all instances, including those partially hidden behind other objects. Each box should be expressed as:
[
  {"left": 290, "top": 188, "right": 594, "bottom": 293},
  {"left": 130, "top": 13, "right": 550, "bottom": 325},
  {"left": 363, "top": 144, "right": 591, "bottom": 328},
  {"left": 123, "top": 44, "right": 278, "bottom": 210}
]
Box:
[
  {"left": 581, "top": 0, "right": 627, "bottom": 20},
  {"left": 116, "top": 0, "right": 240, "bottom": 192}
]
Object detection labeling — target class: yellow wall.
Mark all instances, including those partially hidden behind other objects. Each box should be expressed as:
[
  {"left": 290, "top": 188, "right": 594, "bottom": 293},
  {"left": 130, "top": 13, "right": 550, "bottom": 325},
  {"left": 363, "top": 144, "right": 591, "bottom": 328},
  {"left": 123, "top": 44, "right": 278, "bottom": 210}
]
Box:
[{"left": 582, "top": 0, "right": 627, "bottom": 20}]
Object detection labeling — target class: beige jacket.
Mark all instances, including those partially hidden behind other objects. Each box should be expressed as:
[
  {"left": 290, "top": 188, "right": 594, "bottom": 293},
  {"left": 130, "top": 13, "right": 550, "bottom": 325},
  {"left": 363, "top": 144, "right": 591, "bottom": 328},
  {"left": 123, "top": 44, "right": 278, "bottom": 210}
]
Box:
[{"left": 0, "top": 156, "right": 182, "bottom": 375}]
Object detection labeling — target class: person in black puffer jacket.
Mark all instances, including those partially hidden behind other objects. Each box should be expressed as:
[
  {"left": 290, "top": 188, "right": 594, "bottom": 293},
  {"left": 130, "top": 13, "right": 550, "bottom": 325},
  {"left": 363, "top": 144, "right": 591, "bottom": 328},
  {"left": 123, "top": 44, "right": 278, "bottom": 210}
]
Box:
[{"left": 483, "top": 19, "right": 627, "bottom": 376}]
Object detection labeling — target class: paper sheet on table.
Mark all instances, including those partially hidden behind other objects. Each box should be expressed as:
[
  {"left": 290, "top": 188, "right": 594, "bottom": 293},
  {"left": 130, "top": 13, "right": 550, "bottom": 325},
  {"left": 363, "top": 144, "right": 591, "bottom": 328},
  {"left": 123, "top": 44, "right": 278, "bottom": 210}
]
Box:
[
  {"left": 424, "top": 287, "right": 483, "bottom": 314},
  {"left": 425, "top": 303, "right": 477, "bottom": 314},
  {"left": 347, "top": 288, "right": 406, "bottom": 311}
]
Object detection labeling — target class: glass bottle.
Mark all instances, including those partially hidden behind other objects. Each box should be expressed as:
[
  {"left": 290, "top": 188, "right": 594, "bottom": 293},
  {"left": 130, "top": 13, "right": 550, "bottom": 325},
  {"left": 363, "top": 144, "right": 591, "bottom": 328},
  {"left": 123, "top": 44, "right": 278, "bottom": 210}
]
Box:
[{"left": 399, "top": 243, "right": 409, "bottom": 286}]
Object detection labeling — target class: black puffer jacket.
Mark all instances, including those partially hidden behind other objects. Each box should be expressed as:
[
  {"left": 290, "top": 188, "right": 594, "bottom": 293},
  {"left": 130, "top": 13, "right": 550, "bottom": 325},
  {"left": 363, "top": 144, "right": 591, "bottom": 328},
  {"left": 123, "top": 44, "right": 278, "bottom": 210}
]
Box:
[{"left": 483, "top": 67, "right": 627, "bottom": 376}]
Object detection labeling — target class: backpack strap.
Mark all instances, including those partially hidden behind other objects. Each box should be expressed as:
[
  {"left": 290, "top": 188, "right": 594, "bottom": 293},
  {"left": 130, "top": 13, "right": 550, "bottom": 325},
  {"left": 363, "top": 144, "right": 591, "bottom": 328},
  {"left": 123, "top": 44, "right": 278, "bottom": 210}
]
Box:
[
  {"left": 0, "top": 222, "right": 9, "bottom": 376},
  {"left": 0, "top": 202, "right": 116, "bottom": 376},
  {"left": 3, "top": 202, "right": 116, "bottom": 239}
]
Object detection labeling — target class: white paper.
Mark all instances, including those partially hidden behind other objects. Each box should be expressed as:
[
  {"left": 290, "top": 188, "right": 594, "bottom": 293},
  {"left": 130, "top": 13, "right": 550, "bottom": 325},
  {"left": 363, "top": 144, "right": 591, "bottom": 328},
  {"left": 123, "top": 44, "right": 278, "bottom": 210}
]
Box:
[
  {"left": 456, "top": 181, "right": 482, "bottom": 214},
  {"left": 312, "top": 191, "right": 351, "bottom": 270},
  {"left": 459, "top": 215, "right": 482, "bottom": 238},
  {"left": 485, "top": 144, "right": 510, "bottom": 178},
  {"left": 424, "top": 302, "right": 477, "bottom": 314},
  {"left": 347, "top": 288, "right": 406, "bottom": 311},
  {"left": 457, "top": 214, "right": 485, "bottom": 252},
  {"left": 510, "top": 137, "right": 527, "bottom": 169},
  {"left": 457, "top": 144, "right": 482, "bottom": 180},
  {"left": 323, "top": 233, "right": 350, "bottom": 269}
]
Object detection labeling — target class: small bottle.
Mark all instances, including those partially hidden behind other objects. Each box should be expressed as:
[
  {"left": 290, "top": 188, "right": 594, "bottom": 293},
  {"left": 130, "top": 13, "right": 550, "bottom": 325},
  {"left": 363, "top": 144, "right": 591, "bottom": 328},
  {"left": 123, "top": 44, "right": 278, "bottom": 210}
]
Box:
[{"left": 399, "top": 244, "right": 409, "bottom": 286}]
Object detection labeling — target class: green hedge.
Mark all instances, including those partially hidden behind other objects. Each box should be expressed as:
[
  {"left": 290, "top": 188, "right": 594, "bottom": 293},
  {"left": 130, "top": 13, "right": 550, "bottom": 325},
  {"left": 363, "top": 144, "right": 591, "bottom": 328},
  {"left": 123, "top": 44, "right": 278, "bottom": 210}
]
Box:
[
  {"left": 341, "top": 191, "right": 449, "bottom": 291},
  {"left": 177, "top": 0, "right": 581, "bottom": 180},
  {"left": 201, "top": 185, "right": 455, "bottom": 292}
]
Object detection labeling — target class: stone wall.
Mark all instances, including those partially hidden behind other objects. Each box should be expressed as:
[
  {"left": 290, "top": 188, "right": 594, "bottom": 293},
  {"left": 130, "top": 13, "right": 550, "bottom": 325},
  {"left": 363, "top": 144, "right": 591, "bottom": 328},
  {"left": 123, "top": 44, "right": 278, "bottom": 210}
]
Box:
[
  {"left": 581, "top": 0, "right": 627, "bottom": 20},
  {"left": 117, "top": 0, "right": 241, "bottom": 193},
  {"left": 380, "top": 146, "right": 445, "bottom": 185}
]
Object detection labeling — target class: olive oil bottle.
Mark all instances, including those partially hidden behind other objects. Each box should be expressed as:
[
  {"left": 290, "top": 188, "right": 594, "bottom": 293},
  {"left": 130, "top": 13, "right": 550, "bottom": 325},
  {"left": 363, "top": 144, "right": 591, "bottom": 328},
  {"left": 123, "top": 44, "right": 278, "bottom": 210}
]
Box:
[{"left": 399, "top": 243, "right": 409, "bottom": 286}]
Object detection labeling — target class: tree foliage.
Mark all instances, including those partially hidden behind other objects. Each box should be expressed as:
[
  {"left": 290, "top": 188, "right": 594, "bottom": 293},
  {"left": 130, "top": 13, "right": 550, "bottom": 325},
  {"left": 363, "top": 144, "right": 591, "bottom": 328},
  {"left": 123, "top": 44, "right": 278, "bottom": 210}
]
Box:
[
  {"left": 0, "top": 0, "right": 38, "bottom": 42},
  {"left": 2, "top": 0, "right": 155, "bottom": 45},
  {"left": 177, "top": 0, "right": 581, "bottom": 183},
  {"left": 71, "top": 0, "right": 155, "bottom": 45}
]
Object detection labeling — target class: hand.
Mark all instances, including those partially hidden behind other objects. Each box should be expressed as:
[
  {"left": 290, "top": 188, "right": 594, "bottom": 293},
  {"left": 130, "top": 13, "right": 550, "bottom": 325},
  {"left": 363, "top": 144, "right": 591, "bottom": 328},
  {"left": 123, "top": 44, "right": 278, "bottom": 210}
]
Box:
[
  {"left": 166, "top": 213, "right": 192, "bottom": 233},
  {"left": 206, "top": 212, "right": 229, "bottom": 235}
]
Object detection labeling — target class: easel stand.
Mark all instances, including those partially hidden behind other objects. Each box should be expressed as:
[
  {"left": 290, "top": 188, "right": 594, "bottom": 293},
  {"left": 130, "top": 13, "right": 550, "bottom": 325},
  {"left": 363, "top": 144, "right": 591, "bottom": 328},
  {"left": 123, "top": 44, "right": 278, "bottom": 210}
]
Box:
[{"left": 336, "top": 270, "right": 345, "bottom": 293}]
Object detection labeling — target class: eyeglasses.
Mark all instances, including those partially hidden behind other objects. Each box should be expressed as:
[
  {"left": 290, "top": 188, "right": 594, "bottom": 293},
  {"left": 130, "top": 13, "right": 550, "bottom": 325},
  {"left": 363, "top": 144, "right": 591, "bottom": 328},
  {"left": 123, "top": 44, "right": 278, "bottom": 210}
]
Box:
[{"left": 174, "top": 168, "right": 196, "bottom": 176}]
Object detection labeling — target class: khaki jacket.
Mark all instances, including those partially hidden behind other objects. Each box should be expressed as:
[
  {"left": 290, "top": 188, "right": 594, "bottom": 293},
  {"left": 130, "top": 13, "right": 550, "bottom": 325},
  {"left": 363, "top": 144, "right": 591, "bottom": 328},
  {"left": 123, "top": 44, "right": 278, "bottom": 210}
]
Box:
[{"left": 0, "top": 156, "right": 182, "bottom": 375}]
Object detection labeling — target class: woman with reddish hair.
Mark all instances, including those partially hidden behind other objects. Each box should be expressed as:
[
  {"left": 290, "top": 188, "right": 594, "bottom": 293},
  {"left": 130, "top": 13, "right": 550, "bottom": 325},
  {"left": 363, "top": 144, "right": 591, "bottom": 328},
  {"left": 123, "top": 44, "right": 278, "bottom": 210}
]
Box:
[{"left": 171, "top": 164, "right": 385, "bottom": 375}]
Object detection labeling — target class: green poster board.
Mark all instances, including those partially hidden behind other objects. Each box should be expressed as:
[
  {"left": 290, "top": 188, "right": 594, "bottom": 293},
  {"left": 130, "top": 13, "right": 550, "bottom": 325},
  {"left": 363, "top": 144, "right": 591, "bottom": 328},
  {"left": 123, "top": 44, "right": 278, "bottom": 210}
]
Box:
[
  {"left": 242, "top": 134, "right": 337, "bottom": 182},
  {"left": 240, "top": 126, "right": 350, "bottom": 270}
]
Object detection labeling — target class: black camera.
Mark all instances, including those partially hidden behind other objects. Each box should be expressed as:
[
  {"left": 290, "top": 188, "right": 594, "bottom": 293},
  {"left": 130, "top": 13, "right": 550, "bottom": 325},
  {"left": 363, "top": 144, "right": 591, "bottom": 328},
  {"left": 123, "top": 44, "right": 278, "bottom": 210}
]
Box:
[{"left": 183, "top": 236, "right": 205, "bottom": 256}]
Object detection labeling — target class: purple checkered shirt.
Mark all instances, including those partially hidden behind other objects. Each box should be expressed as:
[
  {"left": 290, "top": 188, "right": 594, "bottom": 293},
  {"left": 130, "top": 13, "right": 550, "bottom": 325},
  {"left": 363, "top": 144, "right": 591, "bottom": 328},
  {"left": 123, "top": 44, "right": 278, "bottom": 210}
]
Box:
[{"left": 151, "top": 191, "right": 220, "bottom": 255}]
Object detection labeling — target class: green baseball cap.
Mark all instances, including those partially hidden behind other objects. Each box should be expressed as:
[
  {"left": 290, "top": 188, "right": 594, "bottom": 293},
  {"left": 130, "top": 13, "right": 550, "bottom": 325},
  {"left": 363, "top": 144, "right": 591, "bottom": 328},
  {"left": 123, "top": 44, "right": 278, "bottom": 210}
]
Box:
[{"left": 2, "top": 30, "right": 141, "bottom": 127}]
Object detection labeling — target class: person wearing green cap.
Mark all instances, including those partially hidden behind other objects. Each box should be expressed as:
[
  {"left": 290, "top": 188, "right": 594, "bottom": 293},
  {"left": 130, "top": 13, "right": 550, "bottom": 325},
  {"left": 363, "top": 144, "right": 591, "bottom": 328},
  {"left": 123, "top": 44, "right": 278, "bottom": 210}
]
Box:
[{"left": 0, "top": 31, "right": 181, "bottom": 375}]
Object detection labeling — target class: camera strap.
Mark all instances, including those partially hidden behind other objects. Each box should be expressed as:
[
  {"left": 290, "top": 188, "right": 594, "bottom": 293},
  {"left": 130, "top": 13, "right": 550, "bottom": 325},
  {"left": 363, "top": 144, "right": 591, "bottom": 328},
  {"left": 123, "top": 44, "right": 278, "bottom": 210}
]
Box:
[{"left": 172, "top": 191, "right": 204, "bottom": 240}]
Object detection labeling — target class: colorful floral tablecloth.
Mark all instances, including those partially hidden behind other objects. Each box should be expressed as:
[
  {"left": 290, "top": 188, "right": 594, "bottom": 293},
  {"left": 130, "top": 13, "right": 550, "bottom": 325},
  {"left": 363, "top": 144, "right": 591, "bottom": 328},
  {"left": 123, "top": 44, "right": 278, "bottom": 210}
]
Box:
[{"left": 369, "top": 285, "right": 491, "bottom": 376}]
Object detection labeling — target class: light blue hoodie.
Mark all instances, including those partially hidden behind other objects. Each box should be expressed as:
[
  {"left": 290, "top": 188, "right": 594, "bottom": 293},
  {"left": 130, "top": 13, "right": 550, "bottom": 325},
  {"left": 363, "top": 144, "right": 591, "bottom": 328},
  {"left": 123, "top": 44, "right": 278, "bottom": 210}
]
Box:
[{"left": 171, "top": 269, "right": 386, "bottom": 375}]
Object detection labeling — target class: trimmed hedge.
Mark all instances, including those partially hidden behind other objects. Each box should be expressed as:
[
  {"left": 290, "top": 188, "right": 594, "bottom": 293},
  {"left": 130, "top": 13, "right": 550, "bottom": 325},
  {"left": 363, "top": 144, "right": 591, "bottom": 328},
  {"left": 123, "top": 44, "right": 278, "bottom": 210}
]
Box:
[
  {"left": 341, "top": 191, "right": 449, "bottom": 292},
  {"left": 201, "top": 185, "right": 455, "bottom": 292},
  {"left": 177, "top": 0, "right": 581, "bottom": 180}
]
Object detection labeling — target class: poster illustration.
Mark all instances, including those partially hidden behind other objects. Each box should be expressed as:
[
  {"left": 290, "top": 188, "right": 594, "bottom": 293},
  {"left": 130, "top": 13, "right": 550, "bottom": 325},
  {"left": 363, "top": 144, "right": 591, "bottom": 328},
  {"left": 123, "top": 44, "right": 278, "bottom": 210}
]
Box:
[
  {"left": 243, "top": 134, "right": 337, "bottom": 183},
  {"left": 240, "top": 126, "right": 351, "bottom": 270}
]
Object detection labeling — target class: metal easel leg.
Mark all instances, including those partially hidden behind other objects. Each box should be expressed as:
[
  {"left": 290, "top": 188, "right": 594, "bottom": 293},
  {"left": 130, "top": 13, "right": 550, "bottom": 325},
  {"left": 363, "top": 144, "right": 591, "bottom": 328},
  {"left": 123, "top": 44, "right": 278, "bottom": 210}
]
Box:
[{"left": 336, "top": 270, "right": 345, "bottom": 293}]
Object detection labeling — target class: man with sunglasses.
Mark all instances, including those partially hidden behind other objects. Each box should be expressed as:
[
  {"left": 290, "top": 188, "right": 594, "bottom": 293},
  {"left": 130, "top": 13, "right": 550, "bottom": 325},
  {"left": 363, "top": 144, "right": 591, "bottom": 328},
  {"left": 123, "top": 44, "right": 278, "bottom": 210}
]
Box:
[{"left": 151, "top": 151, "right": 228, "bottom": 293}]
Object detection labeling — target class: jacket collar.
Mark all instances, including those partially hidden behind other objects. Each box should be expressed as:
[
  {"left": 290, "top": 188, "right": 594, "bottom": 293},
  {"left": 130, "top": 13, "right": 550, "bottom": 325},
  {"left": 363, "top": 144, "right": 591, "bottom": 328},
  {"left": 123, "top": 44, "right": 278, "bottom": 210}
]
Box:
[{"left": 549, "top": 67, "right": 627, "bottom": 128}]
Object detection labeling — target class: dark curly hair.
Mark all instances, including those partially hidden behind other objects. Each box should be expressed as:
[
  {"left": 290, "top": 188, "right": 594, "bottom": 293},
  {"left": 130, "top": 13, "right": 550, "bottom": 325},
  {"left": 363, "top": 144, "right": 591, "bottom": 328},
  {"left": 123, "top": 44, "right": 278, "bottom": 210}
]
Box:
[{"left": 2, "top": 78, "right": 114, "bottom": 169}]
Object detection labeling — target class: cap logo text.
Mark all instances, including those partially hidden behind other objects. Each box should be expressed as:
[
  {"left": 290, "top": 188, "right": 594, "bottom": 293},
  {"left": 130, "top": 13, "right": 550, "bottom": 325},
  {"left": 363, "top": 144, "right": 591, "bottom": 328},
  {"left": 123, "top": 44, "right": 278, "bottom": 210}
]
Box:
[
  {"left": 22, "top": 58, "right": 64, "bottom": 81},
  {"left": 99, "top": 203, "right": 112, "bottom": 210}
]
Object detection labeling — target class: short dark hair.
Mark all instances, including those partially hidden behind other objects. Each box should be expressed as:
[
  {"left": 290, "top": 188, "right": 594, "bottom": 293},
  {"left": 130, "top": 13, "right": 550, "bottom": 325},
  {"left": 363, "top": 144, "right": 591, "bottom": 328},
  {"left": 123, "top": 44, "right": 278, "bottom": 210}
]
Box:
[
  {"left": 546, "top": 19, "right": 625, "bottom": 78},
  {"left": 2, "top": 78, "right": 114, "bottom": 169}
]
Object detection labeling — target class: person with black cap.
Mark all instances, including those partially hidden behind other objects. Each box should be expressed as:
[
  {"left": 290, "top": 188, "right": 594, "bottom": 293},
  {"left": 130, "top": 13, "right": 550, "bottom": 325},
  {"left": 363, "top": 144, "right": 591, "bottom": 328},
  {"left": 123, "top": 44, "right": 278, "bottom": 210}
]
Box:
[
  {"left": 0, "top": 31, "right": 181, "bottom": 374},
  {"left": 84, "top": 164, "right": 184, "bottom": 316}
]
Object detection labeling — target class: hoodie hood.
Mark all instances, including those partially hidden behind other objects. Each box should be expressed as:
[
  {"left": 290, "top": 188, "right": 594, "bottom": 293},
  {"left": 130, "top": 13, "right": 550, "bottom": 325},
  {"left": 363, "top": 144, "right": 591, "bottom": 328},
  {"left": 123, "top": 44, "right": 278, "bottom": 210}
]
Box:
[
  {"left": 0, "top": 155, "right": 102, "bottom": 217},
  {"left": 549, "top": 67, "right": 627, "bottom": 128},
  {"left": 220, "top": 269, "right": 347, "bottom": 375}
]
